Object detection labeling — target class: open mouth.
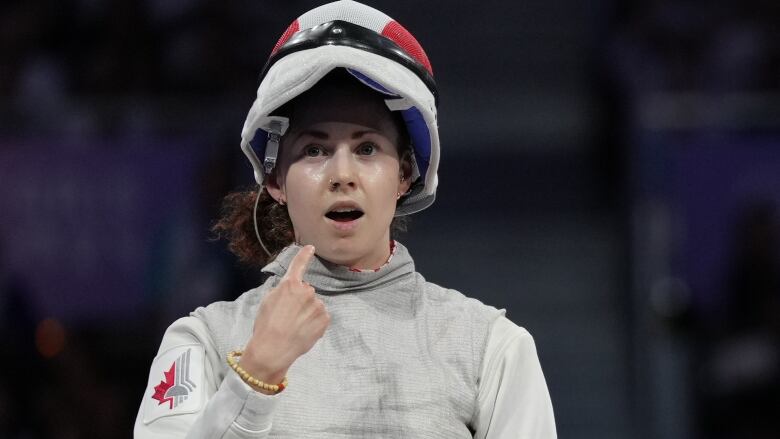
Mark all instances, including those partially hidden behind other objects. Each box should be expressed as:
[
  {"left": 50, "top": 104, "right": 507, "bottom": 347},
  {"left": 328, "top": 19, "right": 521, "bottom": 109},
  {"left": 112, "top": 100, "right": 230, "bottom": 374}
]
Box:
[{"left": 325, "top": 208, "right": 364, "bottom": 222}]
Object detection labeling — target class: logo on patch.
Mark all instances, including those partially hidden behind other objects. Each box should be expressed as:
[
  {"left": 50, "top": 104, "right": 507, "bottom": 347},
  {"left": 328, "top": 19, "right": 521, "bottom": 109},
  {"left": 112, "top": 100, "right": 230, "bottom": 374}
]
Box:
[{"left": 151, "top": 348, "right": 197, "bottom": 409}]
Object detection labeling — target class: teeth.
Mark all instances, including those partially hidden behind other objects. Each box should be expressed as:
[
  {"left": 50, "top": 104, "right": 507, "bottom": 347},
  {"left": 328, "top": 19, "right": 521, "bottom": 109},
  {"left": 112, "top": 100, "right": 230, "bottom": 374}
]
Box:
[{"left": 332, "top": 208, "right": 357, "bottom": 212}]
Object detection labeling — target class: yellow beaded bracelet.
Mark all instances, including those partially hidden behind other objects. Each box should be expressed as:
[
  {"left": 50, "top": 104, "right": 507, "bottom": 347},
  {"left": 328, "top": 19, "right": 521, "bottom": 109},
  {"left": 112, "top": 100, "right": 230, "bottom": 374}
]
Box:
[{"left": 226, "top": 350, "right": 288, "bottom": 394}]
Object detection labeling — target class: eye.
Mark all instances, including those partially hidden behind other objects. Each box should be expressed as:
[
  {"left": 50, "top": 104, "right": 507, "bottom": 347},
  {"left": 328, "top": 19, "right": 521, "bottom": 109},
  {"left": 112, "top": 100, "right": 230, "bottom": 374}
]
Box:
[
  {"left": 303, "top": 144, "right": 326, "bottom": 157},
  {"left": 357, "top": 142, "right": 377, "bottom": 155}
]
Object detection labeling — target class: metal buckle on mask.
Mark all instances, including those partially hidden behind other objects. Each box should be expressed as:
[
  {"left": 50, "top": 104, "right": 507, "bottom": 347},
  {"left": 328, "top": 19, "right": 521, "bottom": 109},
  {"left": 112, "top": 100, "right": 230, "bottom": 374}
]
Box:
[{"left": 263, "top": 120, "right": 283, "bottom": 175}]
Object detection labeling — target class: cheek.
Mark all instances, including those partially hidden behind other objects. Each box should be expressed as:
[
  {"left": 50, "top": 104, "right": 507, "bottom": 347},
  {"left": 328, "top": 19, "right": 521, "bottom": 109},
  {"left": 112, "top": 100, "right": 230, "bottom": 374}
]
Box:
[
  {"left": 283, "top": 164, "right": 328, "bottom": 233},
  {"left": 284, "top": 163, "right": 328, "bottom": 198},
  {"left": 363, "top": 160, "right": 401, "bottom": 200}
]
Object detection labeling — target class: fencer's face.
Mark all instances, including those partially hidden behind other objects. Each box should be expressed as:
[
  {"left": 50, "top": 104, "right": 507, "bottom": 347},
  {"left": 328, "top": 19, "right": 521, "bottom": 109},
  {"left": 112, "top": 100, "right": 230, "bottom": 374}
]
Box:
[{"left": 266, "top": 81, "right": 411, "bottom": 269}]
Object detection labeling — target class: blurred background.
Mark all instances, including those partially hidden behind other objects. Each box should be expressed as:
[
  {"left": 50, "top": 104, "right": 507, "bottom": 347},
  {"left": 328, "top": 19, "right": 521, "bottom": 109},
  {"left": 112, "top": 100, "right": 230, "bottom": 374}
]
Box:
[{"left": 1, "top": 0, "right": 779, "bottom": 437}]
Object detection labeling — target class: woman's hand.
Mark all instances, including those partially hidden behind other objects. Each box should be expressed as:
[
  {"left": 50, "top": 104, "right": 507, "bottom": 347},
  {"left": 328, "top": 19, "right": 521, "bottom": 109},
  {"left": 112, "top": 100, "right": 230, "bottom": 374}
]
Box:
[{"left": 239, "top": 245, "right": 330, "bottom": 393}]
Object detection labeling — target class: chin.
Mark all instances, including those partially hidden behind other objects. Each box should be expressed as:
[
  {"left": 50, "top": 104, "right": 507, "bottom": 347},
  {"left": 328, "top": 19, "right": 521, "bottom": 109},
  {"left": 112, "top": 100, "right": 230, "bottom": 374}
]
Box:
[
  {"left": 319, "top": 240, "right": 363, "bottom": 265},
  {"left": 313, "top": 236, "right": 374, "bottom": 268}
]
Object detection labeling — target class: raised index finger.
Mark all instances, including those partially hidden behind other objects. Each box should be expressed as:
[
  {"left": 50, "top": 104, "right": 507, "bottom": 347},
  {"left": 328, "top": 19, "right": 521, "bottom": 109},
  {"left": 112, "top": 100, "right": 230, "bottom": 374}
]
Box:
[{"left": 284, "top": 245, "right": 315, "bottom": 282}]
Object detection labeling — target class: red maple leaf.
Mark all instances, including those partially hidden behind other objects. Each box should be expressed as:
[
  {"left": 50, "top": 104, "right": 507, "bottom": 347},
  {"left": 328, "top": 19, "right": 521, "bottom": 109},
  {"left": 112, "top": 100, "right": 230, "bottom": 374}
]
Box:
[{"left": 152, "top": 362, "right": 176, "bottom": 409}]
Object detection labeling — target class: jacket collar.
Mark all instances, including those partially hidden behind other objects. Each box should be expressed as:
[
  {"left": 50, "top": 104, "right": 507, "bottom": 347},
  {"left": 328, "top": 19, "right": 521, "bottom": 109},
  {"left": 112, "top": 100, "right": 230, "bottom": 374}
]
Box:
[{"left": 261, "top": 241, "right": 415, "bottom": 295}]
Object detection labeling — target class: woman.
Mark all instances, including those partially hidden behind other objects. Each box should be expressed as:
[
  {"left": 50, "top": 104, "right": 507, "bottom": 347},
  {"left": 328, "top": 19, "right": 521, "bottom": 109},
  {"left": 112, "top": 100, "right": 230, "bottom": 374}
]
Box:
[{"left": 135, "top": 1, "right": 556, "bottom": 437}]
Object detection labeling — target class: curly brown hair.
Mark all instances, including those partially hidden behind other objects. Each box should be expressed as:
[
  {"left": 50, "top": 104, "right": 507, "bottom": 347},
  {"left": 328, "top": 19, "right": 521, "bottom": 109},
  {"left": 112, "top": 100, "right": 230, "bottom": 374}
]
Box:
[{"left": 211, "top": 187, "right": 293, "bottom": 267}]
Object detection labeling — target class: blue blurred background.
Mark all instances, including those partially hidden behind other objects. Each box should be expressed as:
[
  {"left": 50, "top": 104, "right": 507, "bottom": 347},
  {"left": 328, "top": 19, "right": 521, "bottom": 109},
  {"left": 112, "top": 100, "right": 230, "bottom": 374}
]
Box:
[{"left": 1, "top": 0, "right": 779, "bottom": 437}]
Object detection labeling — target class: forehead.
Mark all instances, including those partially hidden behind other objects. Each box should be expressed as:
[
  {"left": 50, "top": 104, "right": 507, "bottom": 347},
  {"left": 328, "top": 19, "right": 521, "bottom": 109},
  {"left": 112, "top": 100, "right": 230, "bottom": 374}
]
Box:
[{"left": 285, "top": 75, "right": 399, "bottom": 138}]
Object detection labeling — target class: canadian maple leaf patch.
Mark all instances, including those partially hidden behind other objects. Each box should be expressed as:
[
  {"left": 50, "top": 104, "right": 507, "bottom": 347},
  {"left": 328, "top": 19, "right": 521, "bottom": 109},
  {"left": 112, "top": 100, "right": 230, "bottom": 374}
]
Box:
[{"left": 143, "top": 344, "right": 204, "bottom": 424}]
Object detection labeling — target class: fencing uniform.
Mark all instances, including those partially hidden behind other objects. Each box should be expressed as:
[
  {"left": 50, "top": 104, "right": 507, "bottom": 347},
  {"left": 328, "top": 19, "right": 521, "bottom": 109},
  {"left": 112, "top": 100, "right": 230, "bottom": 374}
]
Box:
[{"left": 134, "top": 242, "right": 556, "bottom": 438}]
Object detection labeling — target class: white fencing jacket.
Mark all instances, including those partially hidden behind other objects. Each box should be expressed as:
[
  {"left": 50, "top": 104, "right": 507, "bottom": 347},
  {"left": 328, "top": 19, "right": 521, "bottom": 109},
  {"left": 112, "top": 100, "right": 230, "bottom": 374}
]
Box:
[{"left": 135, "top": 242, "right": 556, "bottom": 438}]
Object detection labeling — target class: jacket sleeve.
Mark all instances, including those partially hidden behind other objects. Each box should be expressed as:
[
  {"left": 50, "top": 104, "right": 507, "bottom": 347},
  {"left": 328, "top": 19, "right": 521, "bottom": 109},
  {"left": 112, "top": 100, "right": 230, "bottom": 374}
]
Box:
[
  {"left": 472, "top": 316, "right": 557, "bottom": 439},
  {"left": 134, "top": 316, "right": 282, "bottom": 438}
]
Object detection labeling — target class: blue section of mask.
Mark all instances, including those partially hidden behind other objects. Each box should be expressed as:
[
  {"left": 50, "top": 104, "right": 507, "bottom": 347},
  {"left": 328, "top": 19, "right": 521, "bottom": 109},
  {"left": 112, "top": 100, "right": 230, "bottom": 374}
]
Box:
[
  {"left": 400, "top": 106, "right": 430, "bottom": 181},
  {"left": 249, "top": 128, "right": 269, "bottom": 165},
  {"left": 346, "top": 69, "right": 398, "bottom": 96}
]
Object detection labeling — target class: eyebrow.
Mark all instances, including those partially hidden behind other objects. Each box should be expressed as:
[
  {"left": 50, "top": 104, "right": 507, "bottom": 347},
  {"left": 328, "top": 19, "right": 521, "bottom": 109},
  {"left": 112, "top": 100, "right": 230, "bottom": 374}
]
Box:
[{"left": 296, "top": 129, "right": 378, "bottom": 140}]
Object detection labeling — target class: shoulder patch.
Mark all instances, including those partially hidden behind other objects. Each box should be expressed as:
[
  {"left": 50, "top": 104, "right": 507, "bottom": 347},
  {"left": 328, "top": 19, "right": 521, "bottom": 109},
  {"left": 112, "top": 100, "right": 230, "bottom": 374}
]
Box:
[{"left": 143, "top": 344, "right": 205, "bottom": 424}]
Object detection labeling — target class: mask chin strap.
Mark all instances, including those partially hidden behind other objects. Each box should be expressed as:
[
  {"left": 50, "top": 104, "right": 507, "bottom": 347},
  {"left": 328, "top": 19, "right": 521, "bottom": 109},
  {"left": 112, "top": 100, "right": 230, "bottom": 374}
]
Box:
[
  {"left": 253, "top": 188, "right": 273, "bottom": 256},
  {"left": 263, "top": 119, "right": 284, "bottom": 175}
]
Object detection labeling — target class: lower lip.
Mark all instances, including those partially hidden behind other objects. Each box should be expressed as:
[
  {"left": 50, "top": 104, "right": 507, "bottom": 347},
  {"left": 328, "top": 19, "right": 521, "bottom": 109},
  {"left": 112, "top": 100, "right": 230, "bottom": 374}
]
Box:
[{"left": 325, "top": 216, "right": 363, "bottom": 231}]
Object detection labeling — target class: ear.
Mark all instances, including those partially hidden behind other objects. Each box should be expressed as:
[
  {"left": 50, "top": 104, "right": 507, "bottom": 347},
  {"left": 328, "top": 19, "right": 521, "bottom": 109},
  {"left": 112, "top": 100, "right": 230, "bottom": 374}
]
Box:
[
  {"left": 398, "top": 150, "right": 413, "bottom": 195},
  {"left": 265, "top": 172, "right": 286, "bottom": 204}
]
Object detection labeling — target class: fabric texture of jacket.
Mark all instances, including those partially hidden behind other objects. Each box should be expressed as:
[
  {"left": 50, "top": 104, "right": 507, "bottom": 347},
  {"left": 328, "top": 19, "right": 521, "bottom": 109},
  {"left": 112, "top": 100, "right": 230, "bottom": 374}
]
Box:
[{"left": 135, "top": 242, "right": 556, "bottom": 438}]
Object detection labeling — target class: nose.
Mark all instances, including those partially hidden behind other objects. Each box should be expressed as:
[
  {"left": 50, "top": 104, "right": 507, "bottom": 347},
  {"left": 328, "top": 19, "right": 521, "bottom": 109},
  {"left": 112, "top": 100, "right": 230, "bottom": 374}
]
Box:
[{"left": 328, "top": 147, "right": 357, "bottom": 192}]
